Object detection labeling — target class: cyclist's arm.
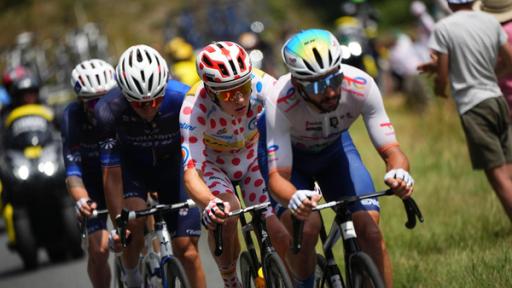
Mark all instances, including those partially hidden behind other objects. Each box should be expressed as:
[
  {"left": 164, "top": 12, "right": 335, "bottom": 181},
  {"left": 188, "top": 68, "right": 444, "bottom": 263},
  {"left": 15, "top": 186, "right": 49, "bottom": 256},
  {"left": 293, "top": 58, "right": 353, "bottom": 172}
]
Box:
[
  {"left": 61, "top": 103, "right": 89, "bottom": 202},
  {"left": 180, "top": 94, "right": 210, "bottom": 208},
  {"left": 95, "top": 100, "right": 124, "bottom": 222},
  {"left": 379, "top": 146, "right": 410, "bottom": 172},
  {"left": 264, "top": 93, "right": 296, "bottom": 206}
]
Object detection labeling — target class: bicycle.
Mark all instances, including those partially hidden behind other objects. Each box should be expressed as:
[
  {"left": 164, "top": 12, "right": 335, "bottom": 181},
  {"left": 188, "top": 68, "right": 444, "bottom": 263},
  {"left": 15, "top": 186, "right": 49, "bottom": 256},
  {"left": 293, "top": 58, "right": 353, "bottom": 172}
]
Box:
[
  {"left": 292, "top": 184, "right": 423, "bottom": 288},
  {"left": 213, "top": 184, "right": 293, "bottom": 288},
  {"left": 114, "top": 199, "right": 196, "bottom": 288}
]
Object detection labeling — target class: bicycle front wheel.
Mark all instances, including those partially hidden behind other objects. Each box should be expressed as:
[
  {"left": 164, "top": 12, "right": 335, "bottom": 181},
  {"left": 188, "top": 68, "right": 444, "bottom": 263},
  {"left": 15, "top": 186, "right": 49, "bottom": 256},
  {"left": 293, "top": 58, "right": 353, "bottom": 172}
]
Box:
[
  {"left": 240, "top": 250, "right": 257, "bottom": 288},
  {"left": 162, "top": 257, "right": 190, "bottom": 288},
  {"left": 263, "top": 252, "right": 293, "bottom": 288},
  {"left": 347, "top": 252, "right": 384, "bottom": 288},
  {"left": 315, "top": 254, "right": 345, "bottom": 288}
]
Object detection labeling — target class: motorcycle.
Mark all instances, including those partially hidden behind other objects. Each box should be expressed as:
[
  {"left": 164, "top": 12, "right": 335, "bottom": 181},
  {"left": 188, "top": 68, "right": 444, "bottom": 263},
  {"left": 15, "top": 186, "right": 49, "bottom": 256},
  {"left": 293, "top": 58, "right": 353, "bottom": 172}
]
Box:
[
  {"left": 335, "top": 16, "right": 379, "bottom": 79},
  {"left": 0, "top": 104, "right": 82, "bottom": 270}
]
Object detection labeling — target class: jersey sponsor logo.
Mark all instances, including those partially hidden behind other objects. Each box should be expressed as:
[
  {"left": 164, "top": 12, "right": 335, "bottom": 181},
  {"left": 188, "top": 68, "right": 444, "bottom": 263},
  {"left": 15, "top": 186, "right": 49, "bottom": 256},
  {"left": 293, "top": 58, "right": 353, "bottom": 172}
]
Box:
[
  {"left": 181, "top": 146, "right": 190, "bottom": 165},
  {"left": 360, "top": 198, "right": 380, "bottom": 208},
  {"left": 11, "top": 116, "right": 48, "bottom": 136},
  {"left": 306, "top": 121, "right": 322, "bottom": 131},
  {"left": 343, "top": 76, "right": 367, "bottom": 97},
  {"left": 180, "top": 122, "right": 197, "bottom": 131},
  {"left": 99, "top": 138, "right": 116, "bottom": 150},
  {"left": 66, "top": 152, "right": 82, "bottom": 163},
  {"left": 186, "top": 229, "right": 202, "bottom": 236},
  {"left": 248, "top": 117, "right": 257, "bottom": 130},
  {"left": 179, "top": 207, "right": 189, "bottom": 216},
  {"left": 216, "top": 127, "right": 227, "bottom": 135},
  {"left": 379, "top": 122, "right": 395, "bottom": 136},
  {"left": 278, "top": 87, "right": 300, "bottom": 112},
  {"left": 267, "top": 144, "right": 279, "bottom": 162},
  {"left": 329, "top": 117, "right": 339, "bottom": 129},
  {"left": 204, "top": 131, "right": 257, "bottom": 152}
]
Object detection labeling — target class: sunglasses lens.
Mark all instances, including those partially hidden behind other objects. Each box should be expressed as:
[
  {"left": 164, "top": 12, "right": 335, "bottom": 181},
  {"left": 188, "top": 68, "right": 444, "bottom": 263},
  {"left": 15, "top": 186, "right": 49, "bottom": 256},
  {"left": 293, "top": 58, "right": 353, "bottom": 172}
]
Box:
[
  {"left": 216, "top": 81, "right": 252, "bottom": 102},
  {"left": 302, "top": 73, "right": 342, "bottom": 97},
  {"left": 130, "top": 96, "right": 164, "bottom": 109}
]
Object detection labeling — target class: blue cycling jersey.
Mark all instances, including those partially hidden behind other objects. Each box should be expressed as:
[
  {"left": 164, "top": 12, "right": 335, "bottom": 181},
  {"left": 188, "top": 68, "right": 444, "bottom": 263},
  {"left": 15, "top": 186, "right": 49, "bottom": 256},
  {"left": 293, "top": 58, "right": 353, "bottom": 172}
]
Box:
[
  {"left": 94, "top": 79, "right": 201, "bottom": 238},
  {"left": 95, "top": 79, "right": 189, "bottom": 167},
  {"left": 61, "top": 102, "right": 102, "bottom": 191}
]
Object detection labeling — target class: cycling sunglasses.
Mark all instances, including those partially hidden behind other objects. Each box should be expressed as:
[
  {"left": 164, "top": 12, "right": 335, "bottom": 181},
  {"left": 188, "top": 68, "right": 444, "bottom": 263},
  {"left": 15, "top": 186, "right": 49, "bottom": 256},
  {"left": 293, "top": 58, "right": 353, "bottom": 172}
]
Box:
[
  {"left": 129, "top": 96, "right": 164, "bottom": 109},
  {"left": 213, "top": 80, "right": 252, "bottom": 102},
  {"left": 298, "top": 72, "right": 343, "bottom": 97}
]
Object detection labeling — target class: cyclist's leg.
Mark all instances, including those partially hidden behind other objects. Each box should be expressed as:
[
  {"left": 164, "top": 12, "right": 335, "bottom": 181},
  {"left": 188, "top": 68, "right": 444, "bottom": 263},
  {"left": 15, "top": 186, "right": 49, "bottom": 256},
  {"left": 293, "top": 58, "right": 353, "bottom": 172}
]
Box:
[
  {"left": 241, "top": 157, "right": 290, "bottom": 261},
  {"left": 201, "top": 161, "right": 242, "bottom": 287},
  {"left": 158, "top": 161, "right": 205, "bottom": 288},
  {"left": 120, "top": 164, "right": 151, "bottom": 287},
  {"left": 316, "top": 131, "right": 391, "bottom": 287},
  {"left": 84, "top": 184, "right": 111, "bottom": 288}
]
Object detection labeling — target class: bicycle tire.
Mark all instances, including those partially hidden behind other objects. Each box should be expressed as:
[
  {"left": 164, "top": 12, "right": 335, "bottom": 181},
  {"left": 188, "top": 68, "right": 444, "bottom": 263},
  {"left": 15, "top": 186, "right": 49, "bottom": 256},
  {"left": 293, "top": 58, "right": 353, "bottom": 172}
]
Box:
[
  {"left": 240, "top": 250, "right": 257, "bottom": 288},
  {"left": 315, "top": 254, "right": 345, "bottom": 288},
  {"left": 162, "top": 257, "right": 190, "bottom": 288},
  {"left": 263, "top": 252, "right": 293, "bottom": 288},
  {"left": 347, "top": 252, "right": 384, "bottom": 288}
]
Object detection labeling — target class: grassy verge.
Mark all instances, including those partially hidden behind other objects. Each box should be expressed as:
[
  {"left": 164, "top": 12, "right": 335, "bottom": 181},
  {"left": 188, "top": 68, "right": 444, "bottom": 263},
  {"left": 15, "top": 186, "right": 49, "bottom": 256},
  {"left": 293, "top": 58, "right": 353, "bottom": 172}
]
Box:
[{"left": 325, "top": 94, "right": 512, "bottom": 287}]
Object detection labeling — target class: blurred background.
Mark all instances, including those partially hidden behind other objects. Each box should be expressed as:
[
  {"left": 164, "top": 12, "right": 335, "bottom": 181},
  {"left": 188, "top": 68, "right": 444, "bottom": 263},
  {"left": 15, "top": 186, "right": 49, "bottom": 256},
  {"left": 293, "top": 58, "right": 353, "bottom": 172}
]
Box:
[{"left": 0, "top": 0, "right": 511, "bottom": 287}]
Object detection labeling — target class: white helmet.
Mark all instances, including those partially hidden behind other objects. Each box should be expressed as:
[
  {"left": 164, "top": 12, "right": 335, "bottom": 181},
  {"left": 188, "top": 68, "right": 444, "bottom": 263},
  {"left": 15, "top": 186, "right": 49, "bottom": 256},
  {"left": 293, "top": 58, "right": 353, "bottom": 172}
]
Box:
[
  {"left": 116, "top": 44, "right": 169, "bottom": 102},
  {"left": 196, "top": 41, "right": 252, "bottom": 89},
  {"left": 71, "top": 59, "right": 116, "bottom": 99},
  {"left": 282, "top": 29, "right": 342, "bottom": 79}
]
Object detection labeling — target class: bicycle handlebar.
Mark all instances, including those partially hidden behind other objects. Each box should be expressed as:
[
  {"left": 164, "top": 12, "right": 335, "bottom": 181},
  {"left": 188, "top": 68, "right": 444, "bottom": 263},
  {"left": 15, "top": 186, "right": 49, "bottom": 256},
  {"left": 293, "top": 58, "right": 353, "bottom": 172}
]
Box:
[
  {"left": 116, "top": 199, "right": 197, "bottom": 247},
  {"left": 213, "top": 202, "right": 271, "bottom": 256}
]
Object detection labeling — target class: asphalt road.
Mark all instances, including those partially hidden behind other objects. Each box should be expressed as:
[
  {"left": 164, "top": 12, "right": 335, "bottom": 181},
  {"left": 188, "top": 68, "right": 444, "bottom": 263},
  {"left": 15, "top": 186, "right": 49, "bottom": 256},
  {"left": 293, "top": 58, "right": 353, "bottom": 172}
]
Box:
[{"left": 0, "top": 226, "right": 222, "bottom": 287}]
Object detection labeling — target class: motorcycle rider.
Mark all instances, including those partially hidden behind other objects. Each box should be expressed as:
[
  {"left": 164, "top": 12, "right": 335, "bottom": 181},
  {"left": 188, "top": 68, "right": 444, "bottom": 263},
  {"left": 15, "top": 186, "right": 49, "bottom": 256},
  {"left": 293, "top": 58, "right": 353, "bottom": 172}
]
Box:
[{"left": 62, "top": 59, "right": 117, "bottom": 288}]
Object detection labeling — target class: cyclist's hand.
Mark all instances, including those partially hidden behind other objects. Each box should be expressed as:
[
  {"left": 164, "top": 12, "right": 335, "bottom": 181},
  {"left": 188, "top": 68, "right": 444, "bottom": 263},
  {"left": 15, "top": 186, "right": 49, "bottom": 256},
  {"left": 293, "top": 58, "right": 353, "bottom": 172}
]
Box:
[
  {"left": 108, "top": 229, "right": 131, "bottom": 255},
  {"left": 201, "top": 198, "right": 230, "bottom": 230},
  {"left": 288, "top": 189, "right": 322, "bottom": 220},
  {"left": 75, "top": 198, "right": 96, "bottom": 219},
  {"left": 384, "top": 168, "right": 414, "bottom": 199}
]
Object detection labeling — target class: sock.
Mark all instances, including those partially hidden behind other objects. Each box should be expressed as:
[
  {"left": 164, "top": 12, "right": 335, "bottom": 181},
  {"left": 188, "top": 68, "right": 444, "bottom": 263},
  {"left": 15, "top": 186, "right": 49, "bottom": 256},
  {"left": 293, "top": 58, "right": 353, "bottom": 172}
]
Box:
[
  {"left": 295, "top": 273, "right": 315, "bottom": 288},
  {"left": 220, "top": 262, "right": 241, "bottom": 288},
  {"left": 123, "top": 265, "right": 142, "bottom": 288}
]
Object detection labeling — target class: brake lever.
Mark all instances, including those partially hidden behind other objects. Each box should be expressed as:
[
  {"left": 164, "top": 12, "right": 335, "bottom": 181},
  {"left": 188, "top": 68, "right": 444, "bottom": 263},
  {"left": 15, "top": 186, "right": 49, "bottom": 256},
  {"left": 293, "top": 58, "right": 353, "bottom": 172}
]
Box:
[{"left": 402, "top": 197, "right": 424, "bottom": 229}]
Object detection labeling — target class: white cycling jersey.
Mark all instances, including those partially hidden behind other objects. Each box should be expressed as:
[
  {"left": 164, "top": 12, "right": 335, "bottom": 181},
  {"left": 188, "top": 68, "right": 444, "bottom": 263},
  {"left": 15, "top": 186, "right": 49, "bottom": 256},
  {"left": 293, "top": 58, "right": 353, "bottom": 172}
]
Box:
[{"left": 265, "top": 64, "right": 399, "bottom": 174}]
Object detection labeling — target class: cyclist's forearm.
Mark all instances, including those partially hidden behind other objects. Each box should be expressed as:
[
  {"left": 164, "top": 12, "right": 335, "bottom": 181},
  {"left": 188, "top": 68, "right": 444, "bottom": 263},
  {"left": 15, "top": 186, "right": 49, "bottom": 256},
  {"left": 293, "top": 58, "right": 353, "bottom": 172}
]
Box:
[
  {"left": 268, "top": 171, "right": 296, "bottom": 207},
  {"left": 184, "top": 168, "right": 213, "bottom": 209},
  {"left": 380, "top": 146, "right": 410, "bottom": 171},
  {"left": 102, "top": 165, "right": 124, "bottom": 222},
  {"left": 65, "top": 175, "right": 89, "bottom": 201}
]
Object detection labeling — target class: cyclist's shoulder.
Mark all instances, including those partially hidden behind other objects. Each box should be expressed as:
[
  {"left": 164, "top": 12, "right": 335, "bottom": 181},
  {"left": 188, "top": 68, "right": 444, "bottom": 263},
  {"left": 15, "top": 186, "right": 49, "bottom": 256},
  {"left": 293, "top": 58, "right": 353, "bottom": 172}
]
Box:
[
  {"left": 341, "top": 64, "right": 375, "bottom": 96},
  {"left": 95, "top": 87, "right": 126, "bottom": 122},
  {"left": 166, "top": 78, "right": 190, "bottom": 96}
]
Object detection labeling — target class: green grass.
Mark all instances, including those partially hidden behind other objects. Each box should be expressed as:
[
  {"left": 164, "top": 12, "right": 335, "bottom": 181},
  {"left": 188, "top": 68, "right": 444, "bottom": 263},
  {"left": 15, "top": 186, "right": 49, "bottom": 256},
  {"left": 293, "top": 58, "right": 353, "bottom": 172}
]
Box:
[{"left": 323, "top": 94, "right": 512, "bottom": 287}]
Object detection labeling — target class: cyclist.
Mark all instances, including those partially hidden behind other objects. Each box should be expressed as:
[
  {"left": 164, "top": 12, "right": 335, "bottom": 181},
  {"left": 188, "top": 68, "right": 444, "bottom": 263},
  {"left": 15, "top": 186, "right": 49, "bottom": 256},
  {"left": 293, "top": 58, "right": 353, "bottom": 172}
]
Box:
[
  {"left": 180, "top": 41, "right": 289, "bottom": 287},
  {"left": 95, "top": 44, "right": 205, "bottom": 288},
  {"left": 62, "top": 59, "right": 117, "bottom": 288},
  {"left": 258, "top": 29, "right": 414, "bottom": 287}
]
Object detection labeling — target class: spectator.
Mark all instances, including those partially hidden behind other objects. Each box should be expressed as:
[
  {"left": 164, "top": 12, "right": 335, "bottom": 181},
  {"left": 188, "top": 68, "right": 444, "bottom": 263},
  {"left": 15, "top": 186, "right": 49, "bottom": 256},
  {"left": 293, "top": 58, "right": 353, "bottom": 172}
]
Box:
[
  {"left": 474, "top": 0, "right": 512, "bottom": 119},
  {"left": 418, "top": 0, "right": 512, "bottom": 221}
]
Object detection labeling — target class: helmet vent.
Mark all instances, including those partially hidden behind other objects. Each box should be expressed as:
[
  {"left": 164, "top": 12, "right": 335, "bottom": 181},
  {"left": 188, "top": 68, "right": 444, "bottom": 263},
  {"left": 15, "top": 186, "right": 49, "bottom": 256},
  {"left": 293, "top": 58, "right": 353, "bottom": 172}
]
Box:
[
  {"left": 228, "top": 60, "right": 237, "bottom": 75},
  {"left": 303, "top": 59, "right": 315, "bottom": 73},
  {"left": 328, "top": 50, "right": 333, "bottom": 65},
  {"left": 145, "top": 51, "right": 152, "bottom": 64},
  {"left": 218, "top": 64, "right": 228, "bottom": 76},
  {"left": 95, "top": 74, "right": 101, "bottom": 86},
  {"left": 91, "top": 62, "right": 96, "bottom": 69},
  {"left": 148, "top": 74, "right": 154, "bottom": 92},
  {"left": 136, "top": 50, "right": 143, "bottom": 62},
  {"left": 140, "top": 71, "right": 146, "bottom": 82},
  {"left": 312, "top": 48, "right": 324, "bottom": 69},
  {"left": 128, "top": 51, "right": 134, "bottom": 66},
  {"left": 237, "top": 56, "right": 245, "bottom": 71},
  {"left": 132, "top": 78, "right": 144, "bottom": 95}
]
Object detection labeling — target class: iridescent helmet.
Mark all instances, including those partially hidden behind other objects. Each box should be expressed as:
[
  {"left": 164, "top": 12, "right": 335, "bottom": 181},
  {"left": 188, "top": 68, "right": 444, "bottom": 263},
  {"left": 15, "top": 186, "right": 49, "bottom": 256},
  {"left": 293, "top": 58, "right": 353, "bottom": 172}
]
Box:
[{"left": 281, "top": 29, "right": 342, "bottom": 79}]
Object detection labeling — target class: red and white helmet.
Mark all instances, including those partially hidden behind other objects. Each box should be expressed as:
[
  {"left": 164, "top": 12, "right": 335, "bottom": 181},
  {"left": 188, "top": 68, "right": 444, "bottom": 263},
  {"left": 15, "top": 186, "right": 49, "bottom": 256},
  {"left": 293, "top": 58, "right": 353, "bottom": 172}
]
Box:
[
  {"left": 71, "top": 59, "right": 116, "bottom": 99},
  {"left": 196, "top": 41, "right": 252, "bottom": 89},
  {"left": 116, "top": 44, "right": 169, "bottom": 102}
]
